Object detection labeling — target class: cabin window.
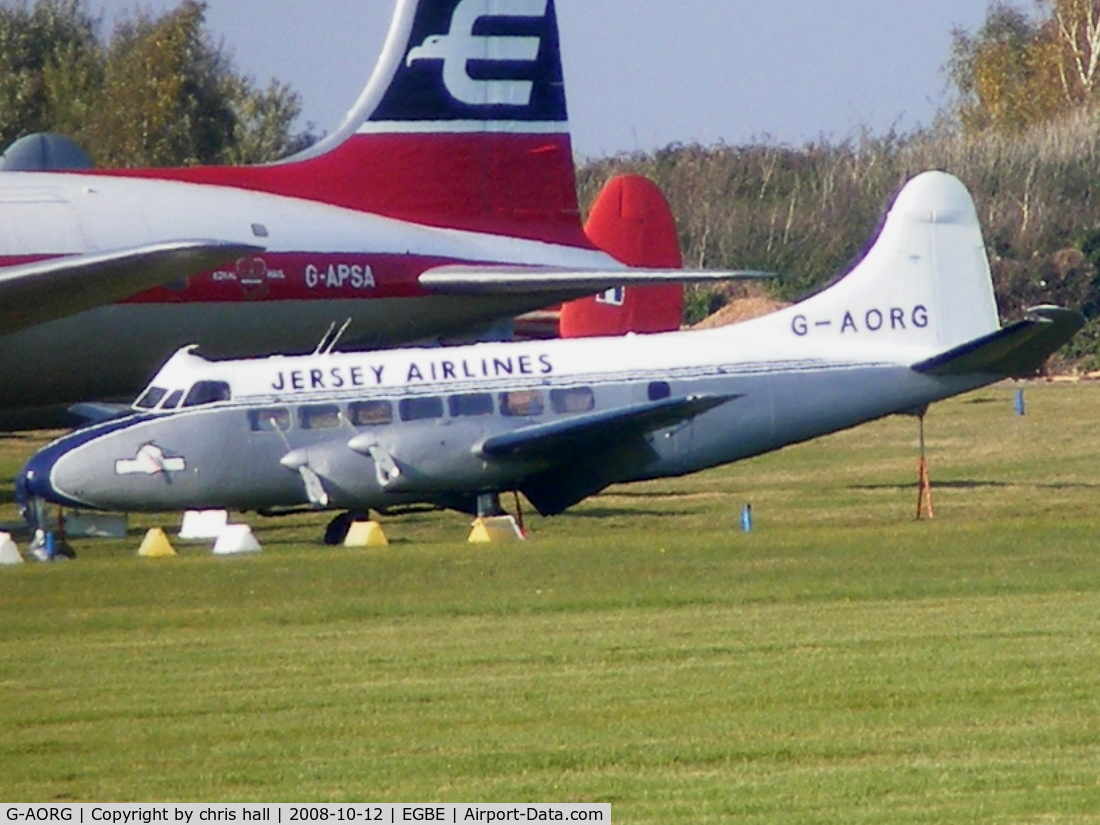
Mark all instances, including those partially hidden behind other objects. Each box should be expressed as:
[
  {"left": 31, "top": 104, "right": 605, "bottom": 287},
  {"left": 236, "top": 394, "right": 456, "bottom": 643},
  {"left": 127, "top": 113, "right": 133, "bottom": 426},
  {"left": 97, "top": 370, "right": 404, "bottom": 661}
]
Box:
[
  {"left": 162, "top": 390, "right": 184, "bottom": 410},
  {"left": 299, "top": 404, "right": 342, "bottom": 430},
  {"left": 500, "top": 390, "right": 544, "bottom": 417},
  {"left": 135, "top": 386, "right": 167, "bottom": 410},
  {"left": 648, "top": 381, "right": 672, "bottom": 401},
  {"left": 182, "top": 380, "right": 231, "bottom": 408},
  {"left": 550, "top": 387, "right": 595, "bottom": 414},
  {"left": 249, "top": 408, "right": 290, "bottom": 432},
  {"left": 448, "top": 393, "right": 494, "bottom": 418},
  {"left": 400, "top": 396, "right": 444, "bottom": 422},
  {"left": 349, "top": 400, "right": 393, "bottom": 427}
]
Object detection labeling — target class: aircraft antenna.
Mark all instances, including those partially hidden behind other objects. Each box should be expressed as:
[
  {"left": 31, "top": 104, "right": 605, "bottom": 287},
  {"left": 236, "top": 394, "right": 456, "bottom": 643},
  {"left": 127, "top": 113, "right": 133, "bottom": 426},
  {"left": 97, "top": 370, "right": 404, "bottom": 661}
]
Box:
[
  {"left": 324, "top": 319, "right": 353, "bottom": 354},
  {"left": 312, "top": 322, "right": 337, "bottom": 355}
]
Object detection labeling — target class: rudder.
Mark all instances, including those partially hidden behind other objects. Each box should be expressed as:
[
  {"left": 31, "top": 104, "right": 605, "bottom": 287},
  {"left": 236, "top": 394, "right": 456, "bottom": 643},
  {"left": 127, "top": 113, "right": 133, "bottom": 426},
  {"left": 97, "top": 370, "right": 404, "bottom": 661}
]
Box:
[
  {"left": 111, "top": 0, "right": 589, "bottom": 247},
  {"left": 738, "top": 171, "right": 1001, "bottom": 353},
  {"left": 280, "top": 0, "right": 585, "bottom": 244},
  {"left": 560, "top": 175, "right": 684, "bottom": 338}
]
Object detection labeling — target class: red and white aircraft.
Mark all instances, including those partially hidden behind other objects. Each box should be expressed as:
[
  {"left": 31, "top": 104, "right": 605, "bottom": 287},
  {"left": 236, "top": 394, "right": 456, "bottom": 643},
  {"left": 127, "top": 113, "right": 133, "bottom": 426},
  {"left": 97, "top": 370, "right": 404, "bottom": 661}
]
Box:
[{"left": 0, "top": 0, "right": 753, "bottom": 424}]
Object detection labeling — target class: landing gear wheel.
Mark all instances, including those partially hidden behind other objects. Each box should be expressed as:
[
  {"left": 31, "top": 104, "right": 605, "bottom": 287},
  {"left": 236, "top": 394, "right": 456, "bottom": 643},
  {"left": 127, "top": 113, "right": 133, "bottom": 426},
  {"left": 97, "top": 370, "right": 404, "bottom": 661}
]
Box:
[{"left": 323, "top": 511, "right": 367, "bottom": 546}]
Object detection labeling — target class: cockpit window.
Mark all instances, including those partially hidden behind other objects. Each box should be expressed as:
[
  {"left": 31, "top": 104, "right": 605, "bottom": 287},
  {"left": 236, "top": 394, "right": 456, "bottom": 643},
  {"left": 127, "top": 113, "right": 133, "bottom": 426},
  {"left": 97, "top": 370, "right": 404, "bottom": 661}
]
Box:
[
  {"left": 162, "top": 390, "right": 184, "bottom": 410},
  {"left": 135, "top": 386, "right": 167, "bottom": 410},
  {"left": 182, "top": 381, "right": 231, "bottom": 408}
]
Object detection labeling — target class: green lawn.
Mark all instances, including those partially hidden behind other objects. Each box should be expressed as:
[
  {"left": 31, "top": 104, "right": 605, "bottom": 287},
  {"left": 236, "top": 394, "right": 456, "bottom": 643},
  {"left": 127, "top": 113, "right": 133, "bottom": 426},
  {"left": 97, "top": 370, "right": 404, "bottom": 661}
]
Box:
[{"left": 1, "top": 383, "right": 1099, "bottom": 821}]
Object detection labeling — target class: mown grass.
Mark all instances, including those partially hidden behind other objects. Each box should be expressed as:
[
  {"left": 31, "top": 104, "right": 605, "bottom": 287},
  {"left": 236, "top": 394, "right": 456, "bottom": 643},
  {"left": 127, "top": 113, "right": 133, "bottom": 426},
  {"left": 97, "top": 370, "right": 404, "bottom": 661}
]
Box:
[{"left": 1, "top": 383, "right": 1099, "bottom": 821}]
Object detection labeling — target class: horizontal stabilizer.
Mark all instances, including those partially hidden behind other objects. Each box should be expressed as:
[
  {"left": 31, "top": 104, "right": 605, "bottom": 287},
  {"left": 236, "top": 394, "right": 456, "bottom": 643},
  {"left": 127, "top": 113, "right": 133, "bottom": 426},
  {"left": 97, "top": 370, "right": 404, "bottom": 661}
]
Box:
[
  {"left": 562, "top": 173, "right": 686, "bottom": 337},
  {"left": 0, "top": 240, "right": 261, "bottom": 335},
  {"left": 912, "top": 306, "right": 1084, "bottom": 378},
  {"left": 478, "top": 393, "right": 738, "bottom": 463},
  {"left": 421, "top": 265, "right": 773, "bottom": 297}
]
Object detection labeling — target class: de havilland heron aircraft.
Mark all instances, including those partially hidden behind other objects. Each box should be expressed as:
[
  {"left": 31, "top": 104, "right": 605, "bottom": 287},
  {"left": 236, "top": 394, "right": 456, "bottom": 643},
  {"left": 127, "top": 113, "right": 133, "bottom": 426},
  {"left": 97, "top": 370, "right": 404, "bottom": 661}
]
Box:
[
  {"left": 0, "top": 0, "right": 749, "bottom": 425},
  {"left": 17, "top": 172, "right": 1085, "bottom": 540}
]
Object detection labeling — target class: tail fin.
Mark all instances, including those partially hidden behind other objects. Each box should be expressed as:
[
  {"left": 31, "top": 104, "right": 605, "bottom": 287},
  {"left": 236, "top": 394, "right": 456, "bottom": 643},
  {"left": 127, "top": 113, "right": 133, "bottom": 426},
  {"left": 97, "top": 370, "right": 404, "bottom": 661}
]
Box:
[
  {"left": 736, "top": 171, "right": 1002, "bottom": 353},
  {"left": 119, "top": 0, "right": 588, "bottom": 247},
  {"left": 560, "top": 175, "right": 684, "bottom": 338}
]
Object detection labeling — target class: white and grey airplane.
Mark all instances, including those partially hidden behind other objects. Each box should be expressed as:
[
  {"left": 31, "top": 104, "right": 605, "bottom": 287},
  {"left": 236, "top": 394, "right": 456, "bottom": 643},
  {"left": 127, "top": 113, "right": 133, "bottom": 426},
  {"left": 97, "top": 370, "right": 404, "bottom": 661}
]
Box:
[{"left": 17, "top": 172, "right": 1083, "bottom": 537}]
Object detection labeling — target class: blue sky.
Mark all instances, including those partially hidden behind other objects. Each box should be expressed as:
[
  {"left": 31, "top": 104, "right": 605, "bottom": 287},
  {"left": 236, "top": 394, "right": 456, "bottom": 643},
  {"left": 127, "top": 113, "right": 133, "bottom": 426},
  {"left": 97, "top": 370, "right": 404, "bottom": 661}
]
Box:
[{"left": 88, "top": 0, "right": 993, "bottom": 158}]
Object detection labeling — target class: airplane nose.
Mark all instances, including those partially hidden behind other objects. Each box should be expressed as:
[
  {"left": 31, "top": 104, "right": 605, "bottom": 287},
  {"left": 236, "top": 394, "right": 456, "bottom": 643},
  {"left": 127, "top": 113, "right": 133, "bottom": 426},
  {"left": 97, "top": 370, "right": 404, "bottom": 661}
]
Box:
[
  {"left": 16, "top": 418, "right": 138, "bottom": 515},
  {"left": 17, "top": 441, "right": 71, "bottom": 510},
  {"left": 15, "top": 446, "right": 67, "bottom": 528}
]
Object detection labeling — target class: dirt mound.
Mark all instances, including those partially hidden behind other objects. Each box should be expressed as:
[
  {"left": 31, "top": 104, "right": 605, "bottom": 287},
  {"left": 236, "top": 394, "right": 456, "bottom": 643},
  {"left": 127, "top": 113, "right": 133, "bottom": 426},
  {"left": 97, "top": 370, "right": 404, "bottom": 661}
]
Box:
[{"left": 693, "top": 295, "right": 789, "bottom": 329}]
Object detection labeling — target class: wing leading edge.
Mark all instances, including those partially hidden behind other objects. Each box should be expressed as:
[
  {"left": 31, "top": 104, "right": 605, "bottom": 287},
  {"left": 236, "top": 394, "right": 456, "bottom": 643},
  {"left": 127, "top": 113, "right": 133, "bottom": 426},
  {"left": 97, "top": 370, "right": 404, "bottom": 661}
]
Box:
[
  {"left": 0, "top": 240, "right": 262, "bottom": 335},
  {"left": 478, "top": 394, "right": 738, "bottom": 462},
  {"left": 420, "top": 265, "right": 774, "bottom": 297}
]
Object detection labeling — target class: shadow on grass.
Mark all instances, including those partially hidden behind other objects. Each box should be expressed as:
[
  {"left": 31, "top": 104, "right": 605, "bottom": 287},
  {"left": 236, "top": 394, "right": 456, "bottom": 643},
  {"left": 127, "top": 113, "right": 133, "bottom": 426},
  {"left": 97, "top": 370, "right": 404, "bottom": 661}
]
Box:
[
  {"left": 565, "top": 507, "right": 693, "bottom": 519},
  {"left": 851, "top": 480, "right": 1012, "bottom": 491},
  {"left": 852, "top": 479, "right": 1100, "bottom": 492},
  {"left": 601, "top": 489, "right": 726, "bottom": 500}
]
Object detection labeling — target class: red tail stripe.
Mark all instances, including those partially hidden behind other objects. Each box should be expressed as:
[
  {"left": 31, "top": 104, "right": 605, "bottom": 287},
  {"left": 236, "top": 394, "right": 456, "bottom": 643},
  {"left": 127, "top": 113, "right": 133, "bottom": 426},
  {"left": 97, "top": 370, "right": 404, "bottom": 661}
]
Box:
[{"left": 88, "top": 134, "right": 592, "bottom": 248}]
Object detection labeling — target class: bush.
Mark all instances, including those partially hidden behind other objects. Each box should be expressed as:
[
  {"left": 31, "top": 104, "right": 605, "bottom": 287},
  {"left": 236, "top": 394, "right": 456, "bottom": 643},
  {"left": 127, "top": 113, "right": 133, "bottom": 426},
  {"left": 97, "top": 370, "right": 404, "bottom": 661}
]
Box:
[{"left": 578, "top": 107, "right": 1100, "bottom": 368}]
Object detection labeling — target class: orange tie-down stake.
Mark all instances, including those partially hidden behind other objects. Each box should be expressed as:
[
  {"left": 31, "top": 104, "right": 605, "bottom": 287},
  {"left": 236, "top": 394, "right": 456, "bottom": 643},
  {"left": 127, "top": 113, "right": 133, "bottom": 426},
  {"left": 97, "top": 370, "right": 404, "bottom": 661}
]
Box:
[{"left": 916, "top": 414, "right": 934, "bottom": 521}]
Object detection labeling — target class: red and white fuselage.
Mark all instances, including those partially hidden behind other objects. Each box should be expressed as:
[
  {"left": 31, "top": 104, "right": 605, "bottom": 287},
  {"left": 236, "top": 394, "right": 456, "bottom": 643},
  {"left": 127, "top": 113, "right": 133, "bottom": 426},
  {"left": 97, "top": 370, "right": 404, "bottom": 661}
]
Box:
[{"left": 0, "top": 0, "right": 633, "bottom": 417}]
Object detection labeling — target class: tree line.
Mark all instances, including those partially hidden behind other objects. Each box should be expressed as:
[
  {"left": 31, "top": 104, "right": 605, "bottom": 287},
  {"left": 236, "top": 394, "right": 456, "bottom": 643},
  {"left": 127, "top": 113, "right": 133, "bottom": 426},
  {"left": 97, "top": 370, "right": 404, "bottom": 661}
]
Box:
[{"left": 0, "top": 0, "right": 310, "bottom": 167}]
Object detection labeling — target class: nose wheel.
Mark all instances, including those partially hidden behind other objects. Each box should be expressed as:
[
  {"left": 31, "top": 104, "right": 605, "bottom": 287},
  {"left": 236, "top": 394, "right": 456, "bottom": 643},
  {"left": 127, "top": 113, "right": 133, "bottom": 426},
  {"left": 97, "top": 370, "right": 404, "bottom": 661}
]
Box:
[{"left": 22, "top": 498, "right": 76, "bottom": 561}]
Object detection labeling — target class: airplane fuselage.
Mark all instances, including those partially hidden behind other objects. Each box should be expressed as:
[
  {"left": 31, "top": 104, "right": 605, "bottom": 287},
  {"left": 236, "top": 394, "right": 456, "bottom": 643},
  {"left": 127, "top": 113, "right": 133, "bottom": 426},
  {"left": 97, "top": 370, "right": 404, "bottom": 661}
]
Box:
[
  {"left": 0, "top": 172, "right": 613, "bottom": 412},
  {"left": 18, "top": 329, "right": 987, "bottom": 518}
]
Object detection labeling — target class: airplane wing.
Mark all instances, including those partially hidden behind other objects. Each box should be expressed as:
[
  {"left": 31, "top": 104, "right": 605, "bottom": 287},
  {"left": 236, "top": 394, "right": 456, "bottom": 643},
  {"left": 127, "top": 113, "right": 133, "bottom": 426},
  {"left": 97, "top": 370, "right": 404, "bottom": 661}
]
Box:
[
  {"left": 478, "top": 393, "right": 738, "bottom": 463},
  {"left": 475, "top": 393, "right": 738, "bottom": 517},
  {"left": 0, "top": 240, "right": 261, "bottom": 335},
  {"left": 912, "top": 306, "right": 1084, "bottom": 378},
  {"left": 420, "top": 265, "right": 774, "bottom": 296}
]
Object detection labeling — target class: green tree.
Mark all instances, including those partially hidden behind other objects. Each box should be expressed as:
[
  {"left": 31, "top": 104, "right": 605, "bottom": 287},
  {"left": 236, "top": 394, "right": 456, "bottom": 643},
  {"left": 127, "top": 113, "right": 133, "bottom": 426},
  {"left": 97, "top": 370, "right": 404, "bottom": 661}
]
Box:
[
  {"left": 0, "top": 0, "right": 311, "bottom": 167},
  {"left": 949, "top": 4, "right": 1051, "bottom": 132},
  {"left": 0, "top": 0, "right": 101, "bottom": 149}
]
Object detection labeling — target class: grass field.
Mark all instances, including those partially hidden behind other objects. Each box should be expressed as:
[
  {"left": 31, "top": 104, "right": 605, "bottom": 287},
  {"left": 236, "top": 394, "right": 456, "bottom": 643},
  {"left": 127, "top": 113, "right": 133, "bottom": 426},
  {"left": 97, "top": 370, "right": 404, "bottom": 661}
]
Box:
[{"left": 2, "top": 383, "right": 1099, "bottom": 821}]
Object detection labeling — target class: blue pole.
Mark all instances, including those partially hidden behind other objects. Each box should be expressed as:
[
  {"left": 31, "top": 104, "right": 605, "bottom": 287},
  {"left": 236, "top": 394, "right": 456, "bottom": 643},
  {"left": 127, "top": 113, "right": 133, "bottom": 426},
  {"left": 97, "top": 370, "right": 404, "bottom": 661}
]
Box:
[
  {"left": 741, "top": 503, "right": 753, "bottom": 533},
  {"left": 1015, "top": 389, "right": 1026, "bottom": 416}
]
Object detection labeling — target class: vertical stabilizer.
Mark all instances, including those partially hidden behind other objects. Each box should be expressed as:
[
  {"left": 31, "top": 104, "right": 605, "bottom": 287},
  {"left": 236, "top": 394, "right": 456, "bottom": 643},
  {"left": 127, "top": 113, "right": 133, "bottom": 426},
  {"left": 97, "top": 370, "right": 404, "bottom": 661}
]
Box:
[
  {"left": 737, "top": 172, "right": 1001, "bottom": 352},
  {"left": 114, "top": 0, "right": 588, "bottom": 246},
  {"left": 561, "top": 175, "right": 684, "bottom": 337}
]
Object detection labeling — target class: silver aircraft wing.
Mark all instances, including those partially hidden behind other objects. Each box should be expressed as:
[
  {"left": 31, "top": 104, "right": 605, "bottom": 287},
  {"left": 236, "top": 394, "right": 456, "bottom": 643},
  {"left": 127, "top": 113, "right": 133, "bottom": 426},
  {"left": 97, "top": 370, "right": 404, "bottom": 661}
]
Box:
[
  {"left": 0, "top": 240, "right": 262, "bottom": 335},
  {"left": 474, "top": 393, "right": 739, "bottom": 517},
  {"left": 420, "top": 265, "right": 774, "bottom": 296}
]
